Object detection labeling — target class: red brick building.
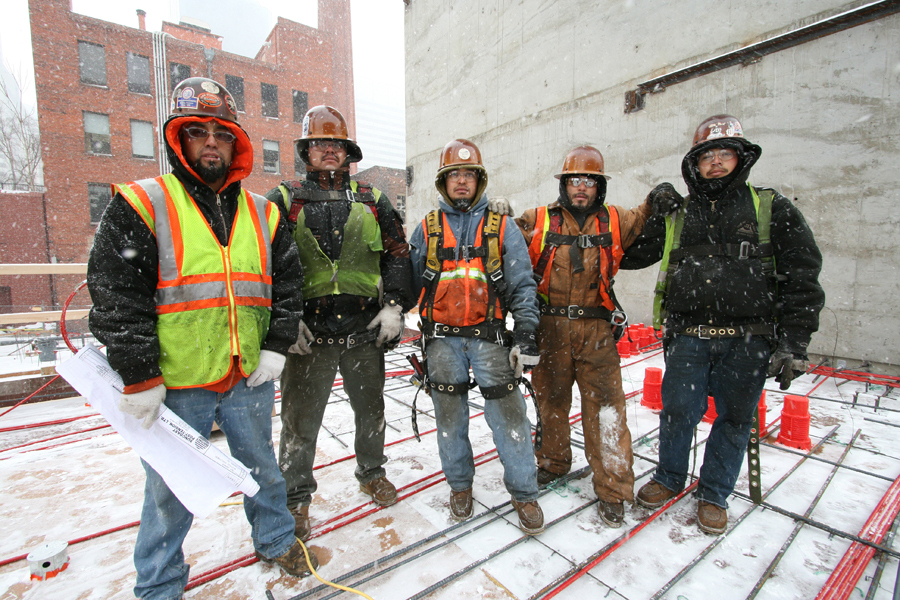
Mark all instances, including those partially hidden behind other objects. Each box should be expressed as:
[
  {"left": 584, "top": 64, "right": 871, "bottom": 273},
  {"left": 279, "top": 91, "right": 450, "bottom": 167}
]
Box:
[
  {"left": 353, "top": 166, "right": 408, "bottom": 222},
  {"left": 14, "top": 0, "right": 355, "bottom": 310}
]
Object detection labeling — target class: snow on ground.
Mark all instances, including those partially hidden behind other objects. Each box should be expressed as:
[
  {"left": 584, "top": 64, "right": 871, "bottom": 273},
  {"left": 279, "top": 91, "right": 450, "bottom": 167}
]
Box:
[{"left": 1, "top": 326, "right": 899, "bottom": 599}]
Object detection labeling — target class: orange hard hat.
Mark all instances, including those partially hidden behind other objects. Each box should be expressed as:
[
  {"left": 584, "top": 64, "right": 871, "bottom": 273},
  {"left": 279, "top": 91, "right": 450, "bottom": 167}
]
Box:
[
  {"left": 434, "top": 139, "right": 488, "bottom": 206},
  {"left": 555, "top": 146, "right": 611, "bottom": 180},
  {"left": 693, "top": 114, "right": 745, "bottom": 146},
  {"left": 295, "top": 105, "right": 363, "bottom": 164}
]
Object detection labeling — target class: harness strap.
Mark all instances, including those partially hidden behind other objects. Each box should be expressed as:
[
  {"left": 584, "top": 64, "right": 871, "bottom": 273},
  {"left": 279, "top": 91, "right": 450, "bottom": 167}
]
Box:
[
  {"left": 285, "top": 181, "right": 379, "bottom": 224},
  {"left": 670, "top": 242, "right": 773, "bottom": 261},
  {"left": 532, "top": 209, "right": 563, "bottom": 282},
  {"left": 540, "top": 304, "right": 615, "bottom": 321},
  {"left": 420, "top": 321, "right": 511, "bottom": 346},
  {"left": 680, "top": 323, "right": 777, "bottom": 338}
]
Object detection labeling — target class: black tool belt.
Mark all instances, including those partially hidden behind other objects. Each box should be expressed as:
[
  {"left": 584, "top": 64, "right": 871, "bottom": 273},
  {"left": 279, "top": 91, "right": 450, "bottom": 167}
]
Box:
[
  {"left": 680, "top": 323, "right": 776, "bottom": 339},
  {"left": 312, "top": 329, "right": 378, "bottom": 348},
  {"left": 420, "top": 321, "right": 511, "bottom": 347},
  {"left": 541, "top": 304, "right": 615, "bottom": 321}
]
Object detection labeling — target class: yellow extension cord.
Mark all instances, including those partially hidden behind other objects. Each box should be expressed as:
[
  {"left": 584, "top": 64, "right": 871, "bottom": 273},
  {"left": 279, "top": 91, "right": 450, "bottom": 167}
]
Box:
[{"left": 220, "top": 499, "right": 372, "bottom": 598}]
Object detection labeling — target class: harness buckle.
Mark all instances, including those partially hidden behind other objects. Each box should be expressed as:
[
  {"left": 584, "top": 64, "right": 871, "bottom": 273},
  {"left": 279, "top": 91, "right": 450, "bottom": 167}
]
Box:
[
  {"left": 566, "top": 305, "right": 580, "bottom": 320},
  {"left": 739, "top": 241, "right": 750, "bottom": 259},
  {"left": 610, "top": 310, "right": 628, "bottom": 327},
  {"left": 431, "top": 324, "right": 445, "bottom": 339},
  {"left": 697, "top": 325, "right": 711, "bottom": 340}
]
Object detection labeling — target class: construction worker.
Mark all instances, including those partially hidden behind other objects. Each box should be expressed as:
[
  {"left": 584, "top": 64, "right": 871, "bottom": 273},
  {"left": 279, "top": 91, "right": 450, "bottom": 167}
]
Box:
[
  {"left": 266, "top": 106, "right": 414, "bottom": 540},
  {"left": 624, "top": 114, "right": 824, "bottom": 534},
  {"left": 409, "top": 139, "right": 545, "bottom": 534},
  {"left": 87, "top": 77, "right": 316, "bottom": 599},
  {"left": 516, "top": 146, "right": 652, "bottom": 528}
]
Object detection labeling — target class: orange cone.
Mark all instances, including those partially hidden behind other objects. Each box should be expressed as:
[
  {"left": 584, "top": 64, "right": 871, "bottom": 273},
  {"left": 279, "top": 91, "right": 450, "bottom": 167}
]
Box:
[{"left": 777, "top": 394, "right": 812, "bottom": 451}]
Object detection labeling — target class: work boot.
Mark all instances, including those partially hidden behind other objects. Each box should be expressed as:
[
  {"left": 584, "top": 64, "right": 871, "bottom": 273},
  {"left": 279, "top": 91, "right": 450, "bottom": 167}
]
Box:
[
  {"left": 291, "top": 504, "right": 311, "bottom": 541},
  {"left": 255, "top": 541, "right": 319, "bottom": 578},
  {"left": 598, "top": 500, "right": 625, "bottom": 528},
  {"left": 697, "top": 501, "right": 727, "bottom": 535},
  {"left": 449, "top": 488, "right": 474, "bottom": 521},
  {"left": 511, "top": 498, "right": 545, "bottom": 535},
  {"left": 360, "top": 476, "right": 398, "bottom": 507},
  {"left": 636, "top": 480, "right": 678, "bottom": 509}
]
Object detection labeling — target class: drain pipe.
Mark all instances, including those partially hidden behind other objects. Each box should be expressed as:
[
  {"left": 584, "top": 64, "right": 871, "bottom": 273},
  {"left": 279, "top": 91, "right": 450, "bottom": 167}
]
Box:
[{"left": 152, "top": 31, "right": 172, "bottom": 176}]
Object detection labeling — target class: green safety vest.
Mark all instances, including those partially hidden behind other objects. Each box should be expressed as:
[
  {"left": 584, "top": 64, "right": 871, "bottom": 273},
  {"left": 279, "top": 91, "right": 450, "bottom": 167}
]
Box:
[
  {"left": 116, "top": 174, "right": 279, "bottom": 388},
  {"left": 283, "top": 180, "right": 383, "bottom": 300},
  {"left": 652, "top": 182, "right": 774, "bottom": 329}
]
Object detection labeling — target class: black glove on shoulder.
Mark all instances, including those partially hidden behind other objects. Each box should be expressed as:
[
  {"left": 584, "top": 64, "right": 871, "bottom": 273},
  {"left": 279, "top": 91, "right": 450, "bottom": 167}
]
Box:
[{"left": 648, "top": 182, "right": 684, "bottom": 217}]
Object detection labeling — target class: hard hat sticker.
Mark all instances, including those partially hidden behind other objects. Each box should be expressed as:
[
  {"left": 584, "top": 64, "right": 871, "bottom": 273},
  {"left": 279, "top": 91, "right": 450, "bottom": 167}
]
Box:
[
  {"left": 181, "top": 88, "right": 194, "bottom": 99},
  {"left": 198, "top": 92, "right": 222, "bottom": 108},
  {"left": 201, "top": 81, "right": 220, "bottom": 94},
  {"left": 302, "top": 115, "right": 310, "bottom": 138},
  {"left": 226, "top": 96, "right": 237, "bottom": 115},
  {"left": 458, "top": 148, "right": 471, "bottom": 160},
  {"left": 176, "top": 98, "right": 199, "bottom": 110}
]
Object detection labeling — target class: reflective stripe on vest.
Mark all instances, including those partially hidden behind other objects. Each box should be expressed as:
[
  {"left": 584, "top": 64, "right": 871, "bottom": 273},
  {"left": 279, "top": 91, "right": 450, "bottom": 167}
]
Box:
[
  {"left": 115, "top": 174, "right": 278, "bottom": 388},
  {"left": 652, "top": 182, "right": 775, "bottom": 330},
  {"left": 417, "top": 211, "right": 506, "bottom": 326},
  {"left": 290, "top": 182, "right": 383, "bottom": 300},
  {"left": 526, "top": 205, "right": 623, "bottom": 309}
]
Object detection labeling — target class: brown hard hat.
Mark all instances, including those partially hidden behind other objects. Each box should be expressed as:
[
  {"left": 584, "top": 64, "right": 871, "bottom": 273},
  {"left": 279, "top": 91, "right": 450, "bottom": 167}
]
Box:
[
  {"left": 434, "top": 139, "right": 488, "bottom": 206},
  {"left": 169, "top": 77, "right": 240, "bottom": 123},
  {"left": 693, "top": 114, "right": 745, "bottom": 146},
  {"left": 295, "top": 105, "right": 363, "bottom": 164},
  {"left": 555, "top": 146, "right": 611, "bottom": 180}
]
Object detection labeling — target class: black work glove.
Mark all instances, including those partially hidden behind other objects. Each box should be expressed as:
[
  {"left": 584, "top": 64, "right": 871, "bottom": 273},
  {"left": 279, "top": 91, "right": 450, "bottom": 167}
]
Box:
[
  {"left": 648, "top": 183, "right": 684, "bottom": 217},
  {"left": 767, "top": 345, "right": 810, "bottom": 391},
  {"left": 509, "top": 329, "right": 540, "bottom": 378}
]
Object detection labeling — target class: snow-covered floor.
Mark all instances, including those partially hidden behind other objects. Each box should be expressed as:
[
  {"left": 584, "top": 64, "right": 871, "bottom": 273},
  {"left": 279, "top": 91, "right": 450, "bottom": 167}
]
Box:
[{"left": 1, "top": 326, "right": 899, "bottom": 600}]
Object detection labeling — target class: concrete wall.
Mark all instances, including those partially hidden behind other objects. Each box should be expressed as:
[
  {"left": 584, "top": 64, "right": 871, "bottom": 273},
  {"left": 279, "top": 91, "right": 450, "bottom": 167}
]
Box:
[{"left": 405, "top": 0, "right": 900, "bottom": 369}]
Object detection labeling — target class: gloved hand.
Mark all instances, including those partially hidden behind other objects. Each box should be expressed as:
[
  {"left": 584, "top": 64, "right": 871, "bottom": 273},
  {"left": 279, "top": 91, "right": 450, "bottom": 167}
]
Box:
[
  {"left": 767, "top": 346, "right": 810, "bottom": 391},
  {"left": 367, "top": 303, "right": 404, "bottom": 347},
  {"left": 288, "top": 320, "right": 315, "bottom": 355},
  {"left": 247, "top": 350, "right": 286, "bottom": 387},
  {"left": 488, "top": 196, "right": 514, "bottom": 217},
  {"left": 648, "top": 182, "right": 684, "bottom": 217},
  {"left": 509, "top": 329, "right": 540, "bottom": 378},
  {"left": 118, "top": 384, "right": 166, "bottom": 429}
]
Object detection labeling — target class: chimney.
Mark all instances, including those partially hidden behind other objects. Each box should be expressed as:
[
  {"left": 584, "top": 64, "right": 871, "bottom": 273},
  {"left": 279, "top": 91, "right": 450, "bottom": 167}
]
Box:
[{"left": 137, "top": 9, "right": 146, "bottom": 31}]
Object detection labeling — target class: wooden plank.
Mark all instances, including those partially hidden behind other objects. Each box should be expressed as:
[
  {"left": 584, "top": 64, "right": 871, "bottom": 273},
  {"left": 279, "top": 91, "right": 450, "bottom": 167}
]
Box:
[
  {"left": 0, "top": 310, "right": 90, "bottom": 325},
  {"left": 0, "top": 263, "right": 88, "bottom": 275}
]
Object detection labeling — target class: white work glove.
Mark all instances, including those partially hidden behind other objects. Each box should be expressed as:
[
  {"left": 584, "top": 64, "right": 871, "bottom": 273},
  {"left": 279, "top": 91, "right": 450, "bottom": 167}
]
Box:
[
  {"left": 509, "top": 329, "right": 540, "bottom": 378},
  {"left": 246, "top": 350, "right": 286, "bottom": 387},
  {"left": 488, "top": 196, "right": 514, "bottom": 217},
  {"left": 367, "top": 304, "right": 404, "bottom": 347},
  {"left": 288, "top": 320, "right": 315, "bottom": 355},
  {"left": 118, "top": 384, "right": 166, "bottom": 429}
]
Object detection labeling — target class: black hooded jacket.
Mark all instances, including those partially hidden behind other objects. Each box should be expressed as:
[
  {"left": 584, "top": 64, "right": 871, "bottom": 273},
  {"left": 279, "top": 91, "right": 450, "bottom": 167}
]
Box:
[
  {"left": 87, "top": 121, "right": 305, "bottom": 387},
  {"left": 621, "top": 138, "right": 824, "bottom": 355}
]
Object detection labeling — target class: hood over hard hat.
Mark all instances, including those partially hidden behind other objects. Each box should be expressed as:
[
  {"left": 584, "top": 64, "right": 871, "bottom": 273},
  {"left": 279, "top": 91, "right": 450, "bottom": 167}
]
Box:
[
  {"left": 163, "top": 77, "right": 253, "bottom": 189},
  {"left": 682, "top": 114, "right": 762, "bottom": 201},
  {"left": 435, "top": 139, "right": 489, "bottom": 209},
  {"left": 294, "top": 105, "right": 363, "bottom": 166}
]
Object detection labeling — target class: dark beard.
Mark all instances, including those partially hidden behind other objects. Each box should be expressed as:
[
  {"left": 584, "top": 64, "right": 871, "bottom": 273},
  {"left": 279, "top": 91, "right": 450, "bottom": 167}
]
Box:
[{"left": 191, "top": 158, "right": 229, "bottom": 185}]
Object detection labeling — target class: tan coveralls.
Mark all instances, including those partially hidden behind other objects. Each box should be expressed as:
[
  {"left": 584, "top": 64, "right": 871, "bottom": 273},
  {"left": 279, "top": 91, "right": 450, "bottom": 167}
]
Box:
[{"left": 516, "top": 200, "right": 650, "bottom": 503}]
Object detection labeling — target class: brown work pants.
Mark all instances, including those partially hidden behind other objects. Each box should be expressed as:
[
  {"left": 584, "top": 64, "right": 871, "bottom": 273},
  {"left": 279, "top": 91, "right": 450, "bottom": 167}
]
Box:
[{"left": 532, "top": 316, "right": 635, "bottom": 503}]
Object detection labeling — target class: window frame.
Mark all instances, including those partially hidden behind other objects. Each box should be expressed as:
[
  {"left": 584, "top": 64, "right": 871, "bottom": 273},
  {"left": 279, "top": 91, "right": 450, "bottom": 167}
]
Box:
[
  {"left": 292, "top": 90, "right": 308, "bottom": 123},
  {"left": 261, "top": 82, "right": 279, "bottom": 119},
  {"left": 88, "top": 182, "right": 112, "bottom": 224},
  {"left": 78, "top": 40, "right": 107, "bottom": 87},
  {"left": 126, "top": 52, "right": 151, "bottom": 95},
  {"left": 83, "top": 111, "right": 111, "bottom": 156},
  {"left": 225, "top": 75, "right": 245, "bottom": 113},
  {"left": 263, "top": 140, "right": 280, "bottom": 174},
  {"left": 130, "top": 119, "right": 154, "bottom": 159}
]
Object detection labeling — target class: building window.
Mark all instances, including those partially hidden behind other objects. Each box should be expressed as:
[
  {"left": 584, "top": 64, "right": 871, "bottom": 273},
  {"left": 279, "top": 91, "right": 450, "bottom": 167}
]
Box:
[
  {"left": 169, "top": 63, "right": 191, "bottom": 91},
  {"left": 83, "top": 112, "right": 111, "bottom": 155},
  {"left": 130, "top": 120, "right": 154, "bottom": 159},
  {"left": 88, "top": 183, "right": 112, "bottom": 223},
  {"left": 225, "top": 75, "right": 244, "bottom": 112},
  {"left": 396, "top": 195, "right": 406, "bottom": 220},
  {"left": 126, "top": 52, "right": 151, "bottom": 94},
  {"left": 292, "top": 90, "right": 308, "bottom": 123},
  {"left": 263, "top": 140, "right": 280, "bottom": 174},
  {"left": 78, "top": 41, "right": 106, "bottom": 86},
  {"left": 261, "top": 83, "right": 278, "bottom": 118}
]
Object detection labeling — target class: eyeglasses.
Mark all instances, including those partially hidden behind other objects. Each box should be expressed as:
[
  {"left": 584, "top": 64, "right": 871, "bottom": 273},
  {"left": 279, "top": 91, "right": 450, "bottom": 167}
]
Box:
[
  {"left": 566, "top": 177, "right": 598, "bottom": 188},
  {"left": 182, "top": 126, "right": 236, "bottom": 144},
  {"left": 309, "top": 140, "right": 347, "bottom": 151},
  {"left": 446, "top": 170, "right": 478, "bottom": 181},
  {"left": 698, "top": 149, "right": 737, "bottom": 164}
]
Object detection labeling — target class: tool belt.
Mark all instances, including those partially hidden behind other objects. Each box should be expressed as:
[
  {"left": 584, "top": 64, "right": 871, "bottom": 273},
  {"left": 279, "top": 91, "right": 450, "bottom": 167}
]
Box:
[
  {"left": 419, "top": 321, "right": 511, "bottom": 347},
  {"left": 540, "top": 304, "right": 626, "bottom": 323},
  {"left": 311, "top": 329, "right": 378, "bottom": 348},
  {"left": 680, "top": 323, "right": 776, "bottom": 339}
]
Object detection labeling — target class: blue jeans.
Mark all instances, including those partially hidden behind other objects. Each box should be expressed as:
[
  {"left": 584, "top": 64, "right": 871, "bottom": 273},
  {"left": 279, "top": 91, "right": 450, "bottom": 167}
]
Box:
[
  {"left": 426, "top": 336, "right": 538, "bottom": 502},
  {"left": 133, "top": 380, "right": 295, "bottom": 600},
  {"left": 653, "top": 334, "right": 771, "bottom": 508}
]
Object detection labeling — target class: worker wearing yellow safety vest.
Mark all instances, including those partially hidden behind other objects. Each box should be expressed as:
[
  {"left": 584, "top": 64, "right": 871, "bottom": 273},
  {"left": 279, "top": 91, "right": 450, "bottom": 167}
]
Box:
[
  {"left": 516, "top": 146, "right": 653, "bottom": 528},
  {"left": 623, "top": 115, "right": 824, "bottom": 535},
  {"left": 87, "top": 77, "right": 317, "bottom": 597}
]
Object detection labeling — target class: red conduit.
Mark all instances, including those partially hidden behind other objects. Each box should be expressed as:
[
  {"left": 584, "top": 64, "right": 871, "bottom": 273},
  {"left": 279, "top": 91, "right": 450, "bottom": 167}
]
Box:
[
  {"left": 809, "top": 366, "right": 900, "bottom": 389},
  {"left": 0, "top": 424, "right": 110, "bottom": 454},
  {"left": 542, "top": 481, "right": 700, "bottom": 599},
  {"left": 0, "top": 375, "right": 63, "bottom": 420},
  {"left": 0, "top": 414, "right": 97, "bottom": 433},
  {"left": 0, "top": 519, "right": 140, "bottom": 569},
  {"left": 815, "top": 473, "right": 900, "bottom": 600}
]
